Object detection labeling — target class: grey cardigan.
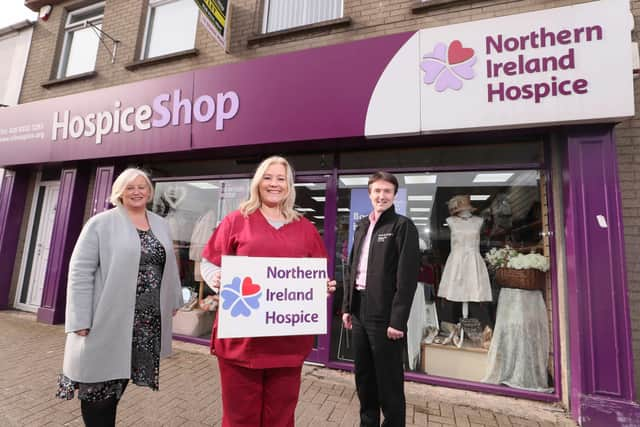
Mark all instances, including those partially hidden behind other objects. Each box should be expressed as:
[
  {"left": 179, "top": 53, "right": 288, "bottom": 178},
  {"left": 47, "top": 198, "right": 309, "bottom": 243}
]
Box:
[{"left": 62, "top": 206, "right": 183, "bottom": 383}]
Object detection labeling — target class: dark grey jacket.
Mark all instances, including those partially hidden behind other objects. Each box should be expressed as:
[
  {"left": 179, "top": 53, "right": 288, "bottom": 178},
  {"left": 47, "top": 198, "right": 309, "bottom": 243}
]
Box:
[{"left": 342, "top": 205, "right": 420, "bottom": 331}]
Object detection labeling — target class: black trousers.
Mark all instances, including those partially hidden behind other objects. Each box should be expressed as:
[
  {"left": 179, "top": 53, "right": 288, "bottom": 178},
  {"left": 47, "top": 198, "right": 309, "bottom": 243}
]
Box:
[{"left": 352, "top": 290, "right": 406, "bottom": 427}]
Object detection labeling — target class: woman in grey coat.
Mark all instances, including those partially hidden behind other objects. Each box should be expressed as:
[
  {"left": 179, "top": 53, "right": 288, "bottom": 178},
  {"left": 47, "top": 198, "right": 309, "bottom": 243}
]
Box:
[{"left": 56, "top": 168, "right": 183, "bottom": 427}]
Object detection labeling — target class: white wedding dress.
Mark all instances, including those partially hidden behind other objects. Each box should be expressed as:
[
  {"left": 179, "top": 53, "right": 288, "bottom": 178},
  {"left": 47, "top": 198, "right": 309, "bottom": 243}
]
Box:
[{"left": 437, "top": 215, "right": 492, "bottom": 302}]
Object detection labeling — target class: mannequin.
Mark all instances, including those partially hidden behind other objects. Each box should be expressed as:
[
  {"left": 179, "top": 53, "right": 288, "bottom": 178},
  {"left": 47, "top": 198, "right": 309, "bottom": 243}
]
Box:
[
  {"left": 437, "top": 195, "right": 492, "bottom": 347},
  {"left": 188, "top": 209, "right": 218, "bottom": 311},
  {"left": 189, "top": 209, "right": 218, "bottom": 276},
  {"left": 163, "top": 184, "right": 189, "bottom": 241}
]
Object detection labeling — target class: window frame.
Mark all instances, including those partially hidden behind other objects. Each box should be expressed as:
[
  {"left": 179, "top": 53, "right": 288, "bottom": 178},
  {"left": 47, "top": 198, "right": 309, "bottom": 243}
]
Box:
[
  {"left": 329, "top": 166, "right": 555, "bottom": 392},
  {"left": 140, "top": 0, "right": 199, "bottom": 61},
  {"left": 57, "top": 2, "right": 105, "bottom": 79},
  {"left": 261, "top": 0, "right": 344, "bottom": 34}
]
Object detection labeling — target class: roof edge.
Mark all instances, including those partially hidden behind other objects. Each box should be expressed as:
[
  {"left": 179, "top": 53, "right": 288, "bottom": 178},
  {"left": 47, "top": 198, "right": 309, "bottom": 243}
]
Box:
[{"left": 0, "top": 20, "right": 35, "bottom": 38}]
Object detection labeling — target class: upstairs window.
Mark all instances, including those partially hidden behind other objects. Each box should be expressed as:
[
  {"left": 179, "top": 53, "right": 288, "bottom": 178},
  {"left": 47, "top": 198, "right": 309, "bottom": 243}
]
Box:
[
  {"left": 57, "top": 3, "right": 104, "bottom": 78},
  {"left": 262, "top": 0, "right": 343, "bottom": 33},
  {"left": 141, "top": 0, "right": 199, "bottom": 59}
]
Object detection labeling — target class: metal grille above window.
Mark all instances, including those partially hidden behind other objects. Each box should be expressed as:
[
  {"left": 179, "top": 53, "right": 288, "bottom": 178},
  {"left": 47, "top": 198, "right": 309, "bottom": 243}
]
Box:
[{"left": 262, "top": 0, "right": 343, "bottom": 33}]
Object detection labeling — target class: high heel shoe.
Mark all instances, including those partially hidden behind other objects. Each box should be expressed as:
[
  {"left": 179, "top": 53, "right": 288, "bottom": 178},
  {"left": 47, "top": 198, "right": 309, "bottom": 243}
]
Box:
[
  {"left": 452, "top": 323, "right": 464, "bottom": 348},
  {"left": 442, "top": 327, "right": 456, "bottom": 345},
  {"left": 481, "top": 326, "right": 493, "bottom": 350},
  {"left": 423, "top": 326, "right": 439, "bottom": 344}
]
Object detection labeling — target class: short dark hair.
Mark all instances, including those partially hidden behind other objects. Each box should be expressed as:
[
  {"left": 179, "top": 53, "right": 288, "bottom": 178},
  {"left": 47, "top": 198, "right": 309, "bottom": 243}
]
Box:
[{"left": 368, "top": 171, "right": 398, "bottom": 194}]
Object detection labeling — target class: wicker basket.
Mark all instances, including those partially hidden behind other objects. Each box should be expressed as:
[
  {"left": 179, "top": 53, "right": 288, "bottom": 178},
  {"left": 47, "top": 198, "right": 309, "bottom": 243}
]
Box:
[{"left": 495, "top": 267, "right": 545, "bottom": 291}]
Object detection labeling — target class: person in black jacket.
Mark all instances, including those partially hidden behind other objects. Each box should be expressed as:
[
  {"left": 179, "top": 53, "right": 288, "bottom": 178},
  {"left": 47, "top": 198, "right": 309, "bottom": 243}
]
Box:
[{"left": 342, "top": 171, "right": 420, "bottom": 427}]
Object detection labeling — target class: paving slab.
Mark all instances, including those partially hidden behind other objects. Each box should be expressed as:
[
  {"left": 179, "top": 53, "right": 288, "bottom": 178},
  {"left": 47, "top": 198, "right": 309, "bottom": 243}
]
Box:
[{"left": 0, "top": 310, "right": 576, "bottom": 426}]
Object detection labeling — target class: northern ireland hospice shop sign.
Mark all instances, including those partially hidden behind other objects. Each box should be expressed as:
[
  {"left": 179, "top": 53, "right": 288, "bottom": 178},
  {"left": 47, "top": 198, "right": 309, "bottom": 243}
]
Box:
[
  {"left": 218, "top": 256, "right": 328, "bottom": 339},
  {"left": 0, "top": 0, "right": 633, "bottom": 167},
  {"left": 365, "top": 0, "right": 635, "bottom": 136}
]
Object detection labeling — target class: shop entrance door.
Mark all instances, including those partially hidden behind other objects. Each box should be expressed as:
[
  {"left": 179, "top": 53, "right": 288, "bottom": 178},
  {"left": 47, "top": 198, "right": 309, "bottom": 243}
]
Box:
[
  {"left": 294, "top": 175, "right": 334, "bottom": 364},
  {"left": 15, "top": 181, "right": 60, "bottom": 311}
]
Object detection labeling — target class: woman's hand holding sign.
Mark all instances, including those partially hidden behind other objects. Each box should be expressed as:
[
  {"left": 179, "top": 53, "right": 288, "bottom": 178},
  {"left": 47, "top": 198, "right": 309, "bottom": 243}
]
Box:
[{"left": 212, "top": 270, "right": 220, "bottom": 288}]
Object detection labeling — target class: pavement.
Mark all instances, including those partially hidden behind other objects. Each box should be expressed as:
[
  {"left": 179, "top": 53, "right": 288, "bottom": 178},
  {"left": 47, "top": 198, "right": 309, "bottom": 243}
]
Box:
[{"left": 0, "top": 310, "right": 577, "bottom": 426}]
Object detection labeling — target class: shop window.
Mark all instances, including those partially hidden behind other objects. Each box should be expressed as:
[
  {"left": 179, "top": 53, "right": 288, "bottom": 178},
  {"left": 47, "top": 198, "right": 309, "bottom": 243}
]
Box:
[
  {"left": 57, "top": 3, "right": 105, "bottom": 79},
  {"left": 262, "top": 0, "right": 343, "bottom": 33},
  {"left": 153, "top": 179, "right": 250, "bottom": 339},
  {"left": 332, "top": 169, "right": 555, "bottom": 393},
  {"left": 141, "top": 0, "right": 198, "bottom": 59}
]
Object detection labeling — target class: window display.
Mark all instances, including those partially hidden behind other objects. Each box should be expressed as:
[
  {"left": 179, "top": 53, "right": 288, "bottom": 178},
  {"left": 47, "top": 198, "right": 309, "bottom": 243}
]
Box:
[
  {"left": 483, "top": 246, "right": 551, "bottom": 391},
  {"left": 437, "top": 194, "right": 492, "bottom": 348},
  {"left": 332, "top": 169, "right": 554, "bottom": 392},
  {"left": 152, "top": 179, "right": 250, "bottom": 338}
]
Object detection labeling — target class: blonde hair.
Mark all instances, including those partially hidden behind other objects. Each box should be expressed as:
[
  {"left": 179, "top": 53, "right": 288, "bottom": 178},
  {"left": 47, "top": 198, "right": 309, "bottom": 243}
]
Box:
[
  {"left": 239, "top": 156, "right": 300, "bottom": 222},
  {"left": 109, "top": 168, "right": 154, "bottom": 206}
]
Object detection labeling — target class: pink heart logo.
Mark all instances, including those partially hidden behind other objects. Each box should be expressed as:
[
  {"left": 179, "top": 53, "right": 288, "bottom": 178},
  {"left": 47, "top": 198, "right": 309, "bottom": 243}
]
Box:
[
  {"left": 241, "top": 277, "right": 261, "bottom": 296},
  {"left": 448, "top": 40, "right": 474, "bottom": 65}
]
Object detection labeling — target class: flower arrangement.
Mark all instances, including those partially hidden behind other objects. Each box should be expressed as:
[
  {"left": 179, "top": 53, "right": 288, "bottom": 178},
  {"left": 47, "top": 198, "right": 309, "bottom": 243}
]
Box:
[
  {"left": 486, "top": 246, "right": 550, "bottom": 290},
  {"left": 484, "top": 246, "right": 518, "bottom": 270},
  {"left": 507, "top": 253, "right": 550, "bottom": 272},
  {"left": 485, "top": 246, "right": 550, "bottom": 272}
]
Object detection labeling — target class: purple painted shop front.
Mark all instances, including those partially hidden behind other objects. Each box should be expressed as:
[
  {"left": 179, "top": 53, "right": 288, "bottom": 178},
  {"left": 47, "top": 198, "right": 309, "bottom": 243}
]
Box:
[
  {"left": 0, "top": 32, "right": 412, "bottom": 166},
  {"left": 0, "top": 15, "right": 638, "bottom": 425},
  {"left": 564, "top": 127, "right": 640, "bottom": 425}
]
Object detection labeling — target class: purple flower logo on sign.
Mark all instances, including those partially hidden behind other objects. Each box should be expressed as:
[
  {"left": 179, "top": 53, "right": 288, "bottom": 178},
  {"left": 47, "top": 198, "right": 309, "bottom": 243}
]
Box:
[
  {"left": 221, "top": 276, "right": 262, "bottom": 317},
  {"left": 420, "top": 40, "right": 476, "bottom": 92}
]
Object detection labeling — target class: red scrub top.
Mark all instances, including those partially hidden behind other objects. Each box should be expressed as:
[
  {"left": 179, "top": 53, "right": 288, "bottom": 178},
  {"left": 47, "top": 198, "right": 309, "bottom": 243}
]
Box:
[{"left": 202, "top": 209, "right": 328, "bottom": 369}]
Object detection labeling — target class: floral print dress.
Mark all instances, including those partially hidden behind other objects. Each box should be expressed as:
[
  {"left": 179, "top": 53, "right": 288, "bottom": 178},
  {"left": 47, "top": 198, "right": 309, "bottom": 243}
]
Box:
[{"left": 56, "top": 229, "right": 166, "bottom": 401}]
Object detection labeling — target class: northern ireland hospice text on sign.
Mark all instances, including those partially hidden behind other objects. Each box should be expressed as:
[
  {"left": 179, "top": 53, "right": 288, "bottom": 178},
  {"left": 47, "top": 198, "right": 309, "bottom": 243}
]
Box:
[{"left": 217, "top": 256, "right": 328, "bottom": 339}]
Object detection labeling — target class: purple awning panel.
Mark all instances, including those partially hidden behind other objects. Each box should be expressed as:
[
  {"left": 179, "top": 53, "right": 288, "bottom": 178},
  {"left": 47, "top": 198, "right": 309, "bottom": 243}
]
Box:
[{"left": 0, "top": 32, "right": 413, "bottom": 166}]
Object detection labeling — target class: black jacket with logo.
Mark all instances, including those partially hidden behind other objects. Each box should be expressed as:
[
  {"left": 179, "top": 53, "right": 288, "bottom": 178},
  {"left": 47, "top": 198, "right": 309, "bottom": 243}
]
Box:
[{"left": 342, "top": 205, "right": 420, "bottom": 331}]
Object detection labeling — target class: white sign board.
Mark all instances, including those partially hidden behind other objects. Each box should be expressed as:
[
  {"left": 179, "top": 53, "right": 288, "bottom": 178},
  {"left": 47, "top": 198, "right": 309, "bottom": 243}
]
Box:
[
  {"left": 218, "top": 256, "right": 328, "bottom": 338},
  {"left": 365, "top": 0, "right": 635, "bottom": 136}
]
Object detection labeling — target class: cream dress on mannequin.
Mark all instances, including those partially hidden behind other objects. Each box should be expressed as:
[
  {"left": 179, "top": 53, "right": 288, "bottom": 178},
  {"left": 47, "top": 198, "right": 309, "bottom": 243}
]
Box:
[{"left": 437, "top": 214, "right": 492, "bottom": 302}]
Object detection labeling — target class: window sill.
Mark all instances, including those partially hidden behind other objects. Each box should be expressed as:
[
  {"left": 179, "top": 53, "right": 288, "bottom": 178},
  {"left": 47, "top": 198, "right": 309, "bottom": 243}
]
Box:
[
  {"left": 125, "top": 48, "right": 199, "bottom": 71},
  {"left": 41, "top": 71, "right": 98, "bottom": 89},
  {"left": 247, "top": 16, "right": 352, "bottom": 47},
  {"left": 412, "top": 0, "right": 471, "bottom": 13}
]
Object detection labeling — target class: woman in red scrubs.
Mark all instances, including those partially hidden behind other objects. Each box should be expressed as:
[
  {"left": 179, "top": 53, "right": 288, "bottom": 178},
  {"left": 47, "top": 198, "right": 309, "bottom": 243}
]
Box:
[{"left": 200, "top": 155, "right": 335, "bottom": 426}]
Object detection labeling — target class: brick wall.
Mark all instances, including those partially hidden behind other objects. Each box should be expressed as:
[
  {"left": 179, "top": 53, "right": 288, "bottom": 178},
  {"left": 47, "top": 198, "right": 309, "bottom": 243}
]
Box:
[
  {"left": 17, "top": 0, "right": 640, "bottom": 399},
  {"left": 20, "top": 0, "right": 586, "bottom": 103},
  {"left": 618, "top": 0, "right": 640, "bottom": 401}
]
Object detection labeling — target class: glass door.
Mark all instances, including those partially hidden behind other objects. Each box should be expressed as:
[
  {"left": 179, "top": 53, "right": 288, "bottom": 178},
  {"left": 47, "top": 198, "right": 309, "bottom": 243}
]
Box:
[
  {"left": 16, "top": 180, "right": 60, "bottom": 311},
  {"left": 294, "top": 174, "right": 335, "bottom": 364},
  {"left": 153, "top": 178, "right": 251, "bottom": 340}
]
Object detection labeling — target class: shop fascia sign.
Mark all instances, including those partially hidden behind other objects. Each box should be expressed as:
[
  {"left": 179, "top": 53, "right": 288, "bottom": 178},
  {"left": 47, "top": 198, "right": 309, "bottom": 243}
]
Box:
[
  {"left": 51, "top": 89, "right": 240, "bottom": 144},
  {"left": 482, "top": 28, "right": 594, "bottom": 103},
  {"left": 365, "top": 0, "right": 635, "bottom": 136}
]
